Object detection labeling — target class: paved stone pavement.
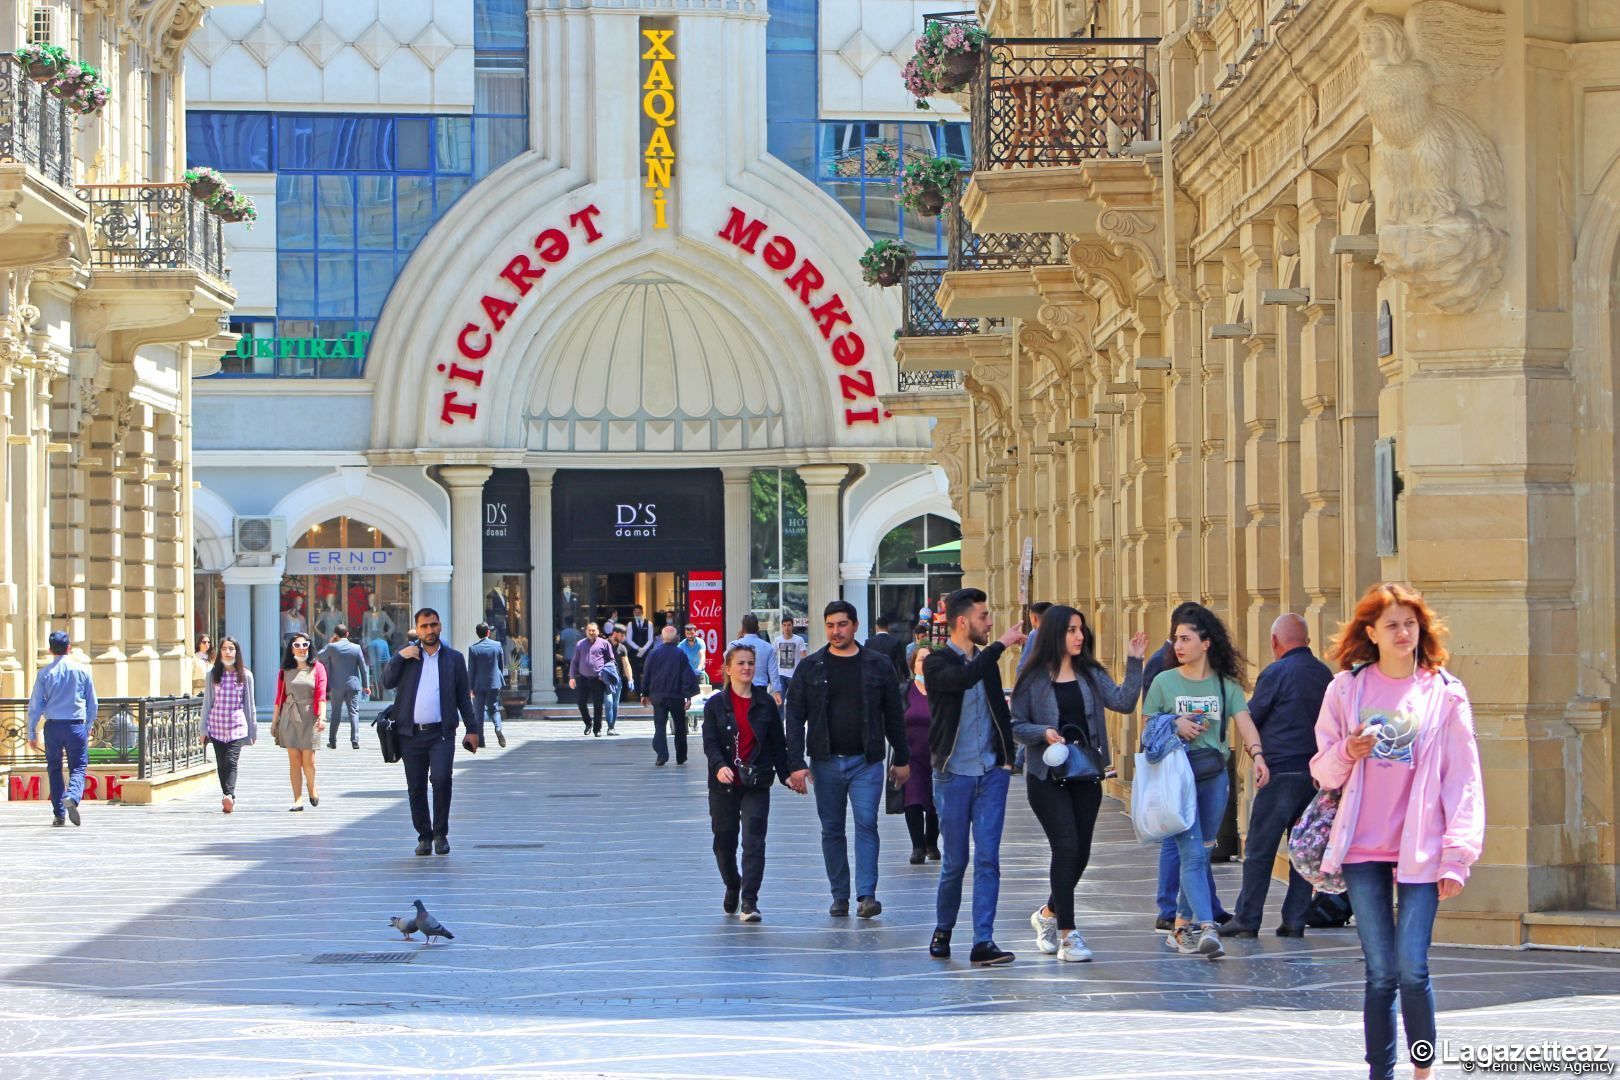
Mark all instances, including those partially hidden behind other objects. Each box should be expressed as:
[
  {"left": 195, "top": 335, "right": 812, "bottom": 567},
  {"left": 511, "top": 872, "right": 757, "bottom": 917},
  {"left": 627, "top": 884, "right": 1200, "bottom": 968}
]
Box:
[{"left": 3, "top": 722, "right": 1618, "bottom": 1080}]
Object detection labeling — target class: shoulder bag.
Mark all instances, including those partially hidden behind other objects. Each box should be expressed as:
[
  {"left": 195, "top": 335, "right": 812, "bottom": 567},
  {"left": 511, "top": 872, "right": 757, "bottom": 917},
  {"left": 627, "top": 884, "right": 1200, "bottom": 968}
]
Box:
[{"left": 373, "top": 703, "right": 401, "bottom": 764}]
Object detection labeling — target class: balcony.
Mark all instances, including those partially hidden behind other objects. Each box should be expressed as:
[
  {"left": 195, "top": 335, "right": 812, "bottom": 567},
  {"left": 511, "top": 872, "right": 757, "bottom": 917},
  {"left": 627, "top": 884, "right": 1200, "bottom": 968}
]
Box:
[
  {"left": 0, "top": 59, "right": 85, "bottom": 269},
  {"left": 962, "top": 36, "right": 1159, "bottom": 233},
  {"left": 901, "top": 257, "right": 979, "bottom": 338},
  {"left": 940, "top": 179, "right": 1066, "bottom": 321}
]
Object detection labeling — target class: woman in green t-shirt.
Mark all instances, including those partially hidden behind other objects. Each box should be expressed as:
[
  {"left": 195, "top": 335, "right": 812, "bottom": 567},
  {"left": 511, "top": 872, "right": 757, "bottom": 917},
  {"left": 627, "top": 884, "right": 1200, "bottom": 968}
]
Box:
[{"left": 1141, "top": 604, "right": 1266, "bottom": 959}]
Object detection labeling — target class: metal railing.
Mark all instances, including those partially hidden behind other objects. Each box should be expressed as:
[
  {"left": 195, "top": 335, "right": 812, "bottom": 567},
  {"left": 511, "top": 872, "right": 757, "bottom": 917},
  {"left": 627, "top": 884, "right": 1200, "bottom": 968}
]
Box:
[
  {"left": 946, "top": 173, "right": 1066, "bottom": 269},
  {"left": 897, "top": 367, "right": 967, "bottom": 392},
  {"left": 77, "top": 183, "right": 229, "bottom": 281},
  {"left": 0, "top": 58, "right": 74, "bottom": 189},
  {"left": 2, "top": 695, "right": 206, "bottom": 780},
  {"left": 901, "top": 256, "right": 978, "bottom": 337},
  {"left": 971, "top": 37, "right": 1158, "bottom": 169}
]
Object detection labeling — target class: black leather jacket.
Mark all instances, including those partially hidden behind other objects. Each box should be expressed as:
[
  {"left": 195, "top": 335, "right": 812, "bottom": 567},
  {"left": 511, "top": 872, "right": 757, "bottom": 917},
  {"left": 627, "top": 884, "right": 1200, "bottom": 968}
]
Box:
[
  {"left": 922, "top": 641, "right": 1013, "bottom": 773},
  {"left": 702, "top": 688, "right": 791, "bottom": 788},
  {"left": 784, "top": 645, "right": 908, "bottom": 771}
]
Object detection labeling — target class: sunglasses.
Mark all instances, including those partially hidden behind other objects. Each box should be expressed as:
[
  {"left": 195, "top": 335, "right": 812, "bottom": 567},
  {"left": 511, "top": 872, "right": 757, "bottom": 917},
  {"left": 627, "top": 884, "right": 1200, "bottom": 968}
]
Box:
[{"left": 292, "top": 641, "right": 310, "bottom": 649}]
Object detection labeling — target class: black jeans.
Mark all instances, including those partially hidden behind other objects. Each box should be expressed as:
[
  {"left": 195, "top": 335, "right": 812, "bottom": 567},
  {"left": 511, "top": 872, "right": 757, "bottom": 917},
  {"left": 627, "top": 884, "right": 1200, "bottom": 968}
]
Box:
[
  {"left": 651, "top": 696, "right": 687, "bottom": 763},
  {"left": 210, "top": 737, "right": 246, "bottom": 798},
  {"left": 904, "top": 805, "right": 939, "bottom": 852},
  {"left": 575, "top": 677, "right": 604, "bottom": 733},
  {"left": 708, "top": 780, "right": 771, "bottom": 905},
  {"left": 1233, "top": 769, "right": 1317, "bottom": 929},
  {"left": 1025, "top": 772, "right": 1104, "bottom": 930},
  {"left": 401, "top": 725, "right": 456, "bottom": 842}
]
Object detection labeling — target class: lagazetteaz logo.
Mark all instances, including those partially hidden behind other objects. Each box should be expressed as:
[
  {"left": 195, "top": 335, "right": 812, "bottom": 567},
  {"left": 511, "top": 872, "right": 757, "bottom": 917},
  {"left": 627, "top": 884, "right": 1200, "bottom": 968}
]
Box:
[{"left": 615, "top": 502, "right": 658, "bottom": 538}]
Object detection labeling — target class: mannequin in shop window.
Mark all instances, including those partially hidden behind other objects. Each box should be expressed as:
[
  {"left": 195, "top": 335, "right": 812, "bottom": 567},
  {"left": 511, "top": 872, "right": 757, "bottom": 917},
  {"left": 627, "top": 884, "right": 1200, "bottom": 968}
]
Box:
[
  {"left": 281, "top": 595, "right": 309, "bottom": 643},
  {"left": 361, "top": 592, "right": 396, "bottom": 691},
  {"left": 313, "top": 595, "right": 343, "bottom": 652}
]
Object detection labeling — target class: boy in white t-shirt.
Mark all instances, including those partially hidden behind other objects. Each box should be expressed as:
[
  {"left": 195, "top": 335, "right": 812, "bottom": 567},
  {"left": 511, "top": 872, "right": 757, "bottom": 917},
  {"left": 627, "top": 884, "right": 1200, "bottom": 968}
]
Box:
[{"left": 772, "top": 613, "right": 808, "bottom": 698}]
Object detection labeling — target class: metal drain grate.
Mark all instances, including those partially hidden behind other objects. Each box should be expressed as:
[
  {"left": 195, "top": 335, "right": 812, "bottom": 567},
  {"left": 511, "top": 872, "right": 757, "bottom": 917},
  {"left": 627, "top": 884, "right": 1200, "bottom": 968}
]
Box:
[
  {"left": 312, "top": 952, "right": 417, "bottom": 964},
  {"left": 475, "top": 842, "right": 546, "bottom": 849}
]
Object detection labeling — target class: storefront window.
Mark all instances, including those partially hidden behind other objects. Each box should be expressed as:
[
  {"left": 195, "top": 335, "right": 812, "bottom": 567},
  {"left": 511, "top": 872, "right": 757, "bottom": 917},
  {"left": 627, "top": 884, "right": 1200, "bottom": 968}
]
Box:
[
  {"left": 482, "top": 573, "right": 529, "bottom": 699},
  {"left": 193, "top": 553, "right": 224, "bottom": 658},
  {"left": 869, "top": 514, "right": 962, "bottom": 628},
  {"left": 284, "top": 516, "right": 410, "bottom": 696},
  {"left": 750, "top": 468, "right": 810, "bottom": 635}
]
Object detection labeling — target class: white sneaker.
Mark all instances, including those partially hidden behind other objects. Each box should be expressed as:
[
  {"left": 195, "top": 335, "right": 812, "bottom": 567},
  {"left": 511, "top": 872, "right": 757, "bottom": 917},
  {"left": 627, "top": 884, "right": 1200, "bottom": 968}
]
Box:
[
  {"left": 1031, "top": 908, "right": 1059, "bottom": 955},
  {"left": 1057, "top": 929, "right": 1093, "bottom": 962},
  {"left": 1196, "top": 922, "right": 1225, "bottom": 959}
]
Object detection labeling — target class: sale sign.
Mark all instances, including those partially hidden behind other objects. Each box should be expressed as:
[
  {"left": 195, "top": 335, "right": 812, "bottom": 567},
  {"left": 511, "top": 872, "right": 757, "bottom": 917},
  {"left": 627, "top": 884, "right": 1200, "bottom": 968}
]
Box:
[{"left": 688, "top": 571, "right": 725, "bottom": 685}]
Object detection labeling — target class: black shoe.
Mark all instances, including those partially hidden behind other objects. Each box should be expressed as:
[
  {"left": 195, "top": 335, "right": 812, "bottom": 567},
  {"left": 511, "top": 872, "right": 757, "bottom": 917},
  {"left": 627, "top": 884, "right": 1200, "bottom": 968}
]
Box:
[
  {"left": 351, "top": 740, "right": 359, "bottom": 750},
  {"left": 309, "top": 794, "right": 319, "bottom": 807},
  {"left": 52, "top": 816, "right": 65, "bottom": 827},
  {"left": 328, "top": 741, "right": 337, "bottom": 750},
  {"left": 656, "top": 759, "right": 667, "bottom": 767},
  {"left": 1154, "top": 916, "right": 1176, "bottom": 932},
  {"left": 415, "top": 840, "right": 432, "bottom": 856},
  {"left": 828, "top": 899, "right": 849, "bottom": 917},
  {"left": 1218, "top": 921, "right": 1260, "bottom": 939},
  {"left": 583, "top": 725, "right": 591, "bottom": 735},
  {"left": 676, "top": 757, "right": 687, "bottom": 765},
  {"left": 65, "top": 798, "right": 80, "bottom": 826},
  {"left": 857, "top": 896, "right": 882, "bottom": 919},
  {"left": 1276, "top": 925, "right": 1306, "bottom": 938},
  {"left": 929, "top": 929, "right": 952, "bottom": 959},
  {"left": 926, "top": 846, "right": 941, "bottom": 861},
  {"left": 1214, "top": 912, "right": 1234, "bottom": 926},
  {"left": 497, "top": 730, "right": 507, "bottom": 748},
  {"left": 723, "top": 888, "right": 740, "bottom": 915},
  {"left": 969, "top": 941, "right": 1015, "bottom": 967},
  {"left": 593, "top": 729, "right": 601, "bottom": 737},
  {"left": 909, "top": 847, "right": 926, "bottom": 865},
  {"left": 434, "top": 837, "right": 450, "bottom": 855}
]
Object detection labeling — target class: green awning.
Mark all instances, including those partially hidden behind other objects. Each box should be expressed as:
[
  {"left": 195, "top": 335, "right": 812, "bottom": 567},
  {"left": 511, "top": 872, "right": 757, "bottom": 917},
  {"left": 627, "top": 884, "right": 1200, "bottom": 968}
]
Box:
[{"left": 915, "top": 539, "right": 962, "bottom": 566}]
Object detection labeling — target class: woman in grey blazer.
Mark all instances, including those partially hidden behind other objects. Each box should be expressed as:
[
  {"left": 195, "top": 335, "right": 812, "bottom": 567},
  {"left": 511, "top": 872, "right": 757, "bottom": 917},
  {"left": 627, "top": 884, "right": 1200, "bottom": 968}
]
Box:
[{"left": 1011, "top": 605, "right": 1147, "bottom": 962}]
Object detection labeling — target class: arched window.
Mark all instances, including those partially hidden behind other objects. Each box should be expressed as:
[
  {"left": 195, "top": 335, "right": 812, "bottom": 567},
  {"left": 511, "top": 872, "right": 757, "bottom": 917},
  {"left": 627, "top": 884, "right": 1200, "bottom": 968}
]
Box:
[
  {"left": 283, "top": 517, "right": 410, "bottom": 687},
  {"left": 869, "top": 514, "right": 962, "bottom": 629}
]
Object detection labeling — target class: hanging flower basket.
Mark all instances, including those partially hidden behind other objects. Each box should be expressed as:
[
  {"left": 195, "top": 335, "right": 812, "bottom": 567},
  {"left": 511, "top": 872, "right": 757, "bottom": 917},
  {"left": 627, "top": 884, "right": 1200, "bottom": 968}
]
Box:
[
  {"left": 903, "top": 21, "right": 988, "bottom": 109},
  {"left": 14, "top": 44, "right": 69, "bottom": 82},
  {"left": 860, "top": 240, "right": 915, "bottom": 288},
  {"left": 183, "top": 167, "right": 226, "bottom": 201},
  {"left": 48, "top": 62, "right": 110, "bottom": 115},
  {"left": 897, "top": 156, "right": 961, "bottom": 218},
  {"left": 208, "top": 185, "right": 258, "bottom": 226}
]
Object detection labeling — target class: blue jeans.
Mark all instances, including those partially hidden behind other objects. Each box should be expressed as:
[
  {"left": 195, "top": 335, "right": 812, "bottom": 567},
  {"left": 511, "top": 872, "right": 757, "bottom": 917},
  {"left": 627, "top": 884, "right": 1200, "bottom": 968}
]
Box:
[
  {"left": 1343, "top": 861, "right": 1440, "bottom": 1080},
  {"left": 1166, "top": 768, "right": 1228, "bottom": 924},
  {"left": 43, "top": 720, "right": 89, "bottom": 818},
  {"left": 933, "top": 766, "right": 1011, "bottom": 944},
  {"left": 1233, "top": 770, "right": 1316, "bottom": 929},
  {"left": 601, "top": 671, "right": 620, "bottom": 730},
  {"left": 1157, "top": 769, "right": 1231, "bottom": 922},
  {"left": 810, "top": 755, "right": 884, "bottom": 901}
]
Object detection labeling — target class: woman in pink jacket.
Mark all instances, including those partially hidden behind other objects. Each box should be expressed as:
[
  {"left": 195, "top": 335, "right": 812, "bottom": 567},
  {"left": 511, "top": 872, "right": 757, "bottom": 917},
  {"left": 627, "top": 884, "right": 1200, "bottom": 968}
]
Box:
[{"left": 1311, "top": 582, "right": 1485, "bottom": 1080}]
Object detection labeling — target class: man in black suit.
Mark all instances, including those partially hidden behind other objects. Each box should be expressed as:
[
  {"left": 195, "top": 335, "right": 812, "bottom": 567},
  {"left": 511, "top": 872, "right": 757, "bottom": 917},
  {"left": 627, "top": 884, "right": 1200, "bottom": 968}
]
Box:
[
  {"left": 864, "top": 614, "right": 909, "bottom": 682},
  {"left": 383, "top": 607, "right": 480, "bottom": 856}
]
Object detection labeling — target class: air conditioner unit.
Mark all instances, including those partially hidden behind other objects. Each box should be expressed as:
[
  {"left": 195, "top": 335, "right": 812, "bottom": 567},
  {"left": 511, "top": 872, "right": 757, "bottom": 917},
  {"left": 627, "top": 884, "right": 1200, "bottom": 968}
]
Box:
[{"left": 234, "top": 516, "right": 287, "bottom": 558}]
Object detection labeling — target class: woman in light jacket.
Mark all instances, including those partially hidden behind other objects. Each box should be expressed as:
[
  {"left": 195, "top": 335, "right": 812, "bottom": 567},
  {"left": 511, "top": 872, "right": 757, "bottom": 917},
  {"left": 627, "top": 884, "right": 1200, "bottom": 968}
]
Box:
[
  {"left": 199, "top": 636, "right": 255, "bottom": 814},
  {"left": 1011, "top": 604, "right": 1147, "bottom": 962},
  {"left": 273, "top": 633, "right": 327, "bottom": 811},
  {"left": 1312, "top": 582, "right": 1485, "bottom": 1080}
]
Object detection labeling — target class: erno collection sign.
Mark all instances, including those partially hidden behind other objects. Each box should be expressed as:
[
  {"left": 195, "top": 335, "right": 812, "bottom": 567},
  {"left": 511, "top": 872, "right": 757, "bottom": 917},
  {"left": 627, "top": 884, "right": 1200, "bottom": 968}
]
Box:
[{"left": 294, "top": 548, "right": 401, "bottom": 574}]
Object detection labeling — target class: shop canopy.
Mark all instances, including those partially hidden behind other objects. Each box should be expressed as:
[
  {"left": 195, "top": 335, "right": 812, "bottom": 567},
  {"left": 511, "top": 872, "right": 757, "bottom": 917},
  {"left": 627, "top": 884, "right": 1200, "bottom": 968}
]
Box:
[{"left": 915, "top": 539, "right": 962, "bottom": 566}]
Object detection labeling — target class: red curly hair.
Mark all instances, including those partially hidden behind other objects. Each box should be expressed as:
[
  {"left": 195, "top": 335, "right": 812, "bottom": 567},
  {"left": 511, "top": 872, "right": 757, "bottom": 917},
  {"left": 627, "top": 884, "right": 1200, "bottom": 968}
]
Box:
[{"left": 1327, "top": 582, "right": 1451, "bottom": 672}]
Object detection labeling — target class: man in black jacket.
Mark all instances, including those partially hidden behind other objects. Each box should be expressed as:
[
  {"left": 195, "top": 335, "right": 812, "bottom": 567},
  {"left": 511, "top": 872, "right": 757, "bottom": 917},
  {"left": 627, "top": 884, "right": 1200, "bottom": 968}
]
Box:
[
  {"left": 383, "top": 608, "right": 479, "bottom": 857},
  {"left": 786, "top": 600, "right": 909, "bottom": 919},
  {"left": 641, "top": 625, "right": 700, "bottom": 766},
  {"left": 864, "top": 614, "right": 909, "bottom": 682},
  {"left": 922, "top": 587, "right": 1025, "bottom": 966}
]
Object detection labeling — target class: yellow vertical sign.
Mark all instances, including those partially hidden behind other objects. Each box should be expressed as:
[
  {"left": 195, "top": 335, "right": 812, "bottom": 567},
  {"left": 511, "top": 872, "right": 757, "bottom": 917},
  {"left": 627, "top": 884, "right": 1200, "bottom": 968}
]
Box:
[{"left": 642, "top": 27, "right": 675, "bottom": 229}]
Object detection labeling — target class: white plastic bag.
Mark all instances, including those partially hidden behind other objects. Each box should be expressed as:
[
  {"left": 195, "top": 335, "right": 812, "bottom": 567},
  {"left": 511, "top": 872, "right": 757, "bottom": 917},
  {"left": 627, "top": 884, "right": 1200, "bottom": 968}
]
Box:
[{"left": 1131, "top": 748, "right": 1197, "bottom": 843}]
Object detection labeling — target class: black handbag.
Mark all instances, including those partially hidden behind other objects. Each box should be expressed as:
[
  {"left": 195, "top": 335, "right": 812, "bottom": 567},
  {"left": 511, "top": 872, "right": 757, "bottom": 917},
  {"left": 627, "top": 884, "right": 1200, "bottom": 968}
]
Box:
[
  {"left": 373, "top": 703, "right": 401, "bottom": 764},
  {"left": 884, "top": 752, "right": 906, "bottom": 814},
  {"left": 1186, "top": 745, "right": 1226, "bottom": 783}
]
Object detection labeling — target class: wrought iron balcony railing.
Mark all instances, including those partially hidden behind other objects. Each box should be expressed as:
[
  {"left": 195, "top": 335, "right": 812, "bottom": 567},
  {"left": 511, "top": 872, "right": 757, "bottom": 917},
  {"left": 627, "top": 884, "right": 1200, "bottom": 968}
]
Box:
[
  {"left": 0, "top": 58, "right": 74, "bottom": 189},
  {"left": 946, "top": 175, "right": 1066, "bottom": 269},
  {"left": 971, "top": 37, "right": 1159, "bottom": 169},
  {"left": 897, "top": 366, "right": 967, "bottom": 392},
  {"left": 901, "top": 256, "right": 980, "bottom": 337},
  {"left": 78, "top": 183, "right": 229, "bottom": 281}
]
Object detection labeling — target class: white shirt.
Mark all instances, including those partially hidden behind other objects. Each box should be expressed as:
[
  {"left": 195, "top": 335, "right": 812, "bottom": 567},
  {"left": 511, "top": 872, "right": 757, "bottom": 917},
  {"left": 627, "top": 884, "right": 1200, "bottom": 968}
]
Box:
[
  {"left": 413, "top": 647, "right": 442, "bottom": 727},
  {"left": 773, "top": 634, "right": 807, "bottom": 677}
]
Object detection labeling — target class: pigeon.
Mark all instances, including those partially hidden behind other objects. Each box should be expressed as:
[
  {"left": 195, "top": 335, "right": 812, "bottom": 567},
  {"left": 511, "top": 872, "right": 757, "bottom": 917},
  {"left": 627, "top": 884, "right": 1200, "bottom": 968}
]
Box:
[
  {"left": 412, "top": 899, "right": 454, "bottom": 945},
  {"left": 388, "top": 913, "right": 419, "bottom": 941}
]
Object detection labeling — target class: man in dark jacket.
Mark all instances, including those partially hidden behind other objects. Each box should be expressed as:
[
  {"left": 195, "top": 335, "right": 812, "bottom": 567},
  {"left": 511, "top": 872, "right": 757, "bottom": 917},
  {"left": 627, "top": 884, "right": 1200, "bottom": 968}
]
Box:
[
  {"left": 641, "top": 625, "right": 700, "bottom": 766},
  {"left": 922, "top": 587, "right": 1025, "bottom": 966},
  {"left": 864, "top": 614, "right": 909, "bottom": 681},
  {"left": 467, "top": 622, "right": 507, "bottom": 748},
  {"left": 786, "top": 600, "right": 909, "bottom": 919},
  {"left": 1221, "top": 612, "right": 1334, "bottom": 938},
  {"left": 383, "top": 608, "right": 479, "bottom": 857}
]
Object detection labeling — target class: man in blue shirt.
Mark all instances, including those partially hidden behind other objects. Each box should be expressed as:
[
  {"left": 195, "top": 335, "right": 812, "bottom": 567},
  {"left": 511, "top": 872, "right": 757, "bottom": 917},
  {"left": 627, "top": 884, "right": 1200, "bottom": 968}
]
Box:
[
  {"left": 26, "top": 631, "right": 99, "bottom": 827},
  {"left": 728, "top": 613, "right": 781, "bottom": 704}
]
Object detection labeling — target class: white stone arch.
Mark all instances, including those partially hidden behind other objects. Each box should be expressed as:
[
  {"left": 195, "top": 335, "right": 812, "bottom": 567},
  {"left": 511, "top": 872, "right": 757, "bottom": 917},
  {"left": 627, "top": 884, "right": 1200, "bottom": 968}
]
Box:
[
  {"left": 193, "top": 485, "right": 236, "bottom": 572},
  {"left": 845, "top": 467, "right": 959, "bottom": 569},
  {"left": 270, "top": 471, "right": 452, "bottom": 570}
]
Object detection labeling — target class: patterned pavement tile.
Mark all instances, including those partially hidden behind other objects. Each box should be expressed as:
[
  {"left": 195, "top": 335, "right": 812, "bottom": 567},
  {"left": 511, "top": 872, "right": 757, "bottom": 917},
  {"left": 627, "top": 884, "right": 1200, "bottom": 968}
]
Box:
[{"left": 3, "top": 722, "right": 1617, "bottom": 1079}]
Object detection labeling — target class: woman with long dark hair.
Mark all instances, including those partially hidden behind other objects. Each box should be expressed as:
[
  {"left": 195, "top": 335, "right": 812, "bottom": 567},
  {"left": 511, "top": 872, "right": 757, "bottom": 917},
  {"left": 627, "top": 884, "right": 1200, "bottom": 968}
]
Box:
[
  {"left": 272, "top": 633, "right": 327, "bottom": 811},
  {"left": 901, "top": 646, "right": 940, "bottom": 864},
  {"left": 1011, "top": 605, "right": 1146, "bottom": 961},
  {"left": 1314, "top": 583, "right": 1483, "bottom": 1080},
  {"left": 1140, "top": 603, "right": 1264, "bottom": 959},
  {"left": 200, "top": 636, "right": 255, "bottom": 814},
  {"left": 701, "top": 643, "right": 791, "bottom": 922}
]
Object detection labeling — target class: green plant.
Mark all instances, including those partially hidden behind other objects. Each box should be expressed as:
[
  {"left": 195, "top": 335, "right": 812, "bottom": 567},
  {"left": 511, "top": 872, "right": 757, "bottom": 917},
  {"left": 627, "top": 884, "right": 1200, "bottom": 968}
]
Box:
[
  {"left": 897, "top": 156, "right": 961, "bottom": 215},
  {"left": 903, "top": 21, "right": 988, "bottom": 109},
  {"left": 14, "top": 43, "right": 70, "bottom": 75},
  {"left": 859, "top": 239, "right": 915, "bottom": 287},
  {"left": 208, "top": 185, "right": 257, "bottom": 227}
]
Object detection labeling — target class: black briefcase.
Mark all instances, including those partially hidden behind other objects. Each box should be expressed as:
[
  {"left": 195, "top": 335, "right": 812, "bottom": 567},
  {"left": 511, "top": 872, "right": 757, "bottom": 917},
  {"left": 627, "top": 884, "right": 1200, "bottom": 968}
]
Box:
[{"left": 373, "top": 704, "right": 401, "bottom": 764}]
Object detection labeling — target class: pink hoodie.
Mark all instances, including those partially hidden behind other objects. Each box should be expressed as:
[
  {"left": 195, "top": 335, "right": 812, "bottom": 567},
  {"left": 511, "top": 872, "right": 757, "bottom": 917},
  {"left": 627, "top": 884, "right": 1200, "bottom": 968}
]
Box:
[{"left": 1310, "top": 665, "right": 1486, "bottom": 885}]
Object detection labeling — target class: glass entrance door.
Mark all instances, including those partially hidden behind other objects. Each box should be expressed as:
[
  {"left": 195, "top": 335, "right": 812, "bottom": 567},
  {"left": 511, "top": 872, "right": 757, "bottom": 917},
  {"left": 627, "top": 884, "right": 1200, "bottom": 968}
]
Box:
[{"left": 551, "top": 571, "right": 695, "bottom": 700}]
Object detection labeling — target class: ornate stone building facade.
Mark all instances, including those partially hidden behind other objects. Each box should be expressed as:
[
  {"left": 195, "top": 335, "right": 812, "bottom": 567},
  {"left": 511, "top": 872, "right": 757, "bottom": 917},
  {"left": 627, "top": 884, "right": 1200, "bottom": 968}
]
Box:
[
  {"left": 1, "top": 1, "right": 240, "bottom": 702},
  {"left": 887, "top": 0, "right": 1620, "bottom": 946}
]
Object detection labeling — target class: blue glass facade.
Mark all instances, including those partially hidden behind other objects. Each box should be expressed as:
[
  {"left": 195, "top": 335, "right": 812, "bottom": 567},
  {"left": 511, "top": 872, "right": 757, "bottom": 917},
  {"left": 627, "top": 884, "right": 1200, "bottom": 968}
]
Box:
[{"left": 196, "top": 1, "right": 963, "bottom": 377}]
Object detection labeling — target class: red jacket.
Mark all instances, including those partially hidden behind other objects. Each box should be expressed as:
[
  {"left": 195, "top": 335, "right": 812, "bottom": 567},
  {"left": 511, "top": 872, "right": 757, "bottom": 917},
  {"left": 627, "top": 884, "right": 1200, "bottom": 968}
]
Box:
[{"left": 275, "top": 663, "right": 328, "bottom": 715}]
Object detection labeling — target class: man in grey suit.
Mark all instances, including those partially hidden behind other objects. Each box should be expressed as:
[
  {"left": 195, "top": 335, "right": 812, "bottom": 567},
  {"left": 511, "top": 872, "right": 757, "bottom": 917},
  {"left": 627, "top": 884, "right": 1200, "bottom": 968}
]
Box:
[
  {"left": 468, "top": 621, "right": 508, "bottom": 748},
  {"left": 317, "top": 624, "right": 370, "bottom": 750}
]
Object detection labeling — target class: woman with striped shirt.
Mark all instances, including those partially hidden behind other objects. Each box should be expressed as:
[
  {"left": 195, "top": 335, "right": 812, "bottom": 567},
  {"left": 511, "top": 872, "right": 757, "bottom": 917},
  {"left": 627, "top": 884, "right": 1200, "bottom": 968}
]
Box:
[{"left": 200, "top": 637, "right": 256, "bottom": 814}]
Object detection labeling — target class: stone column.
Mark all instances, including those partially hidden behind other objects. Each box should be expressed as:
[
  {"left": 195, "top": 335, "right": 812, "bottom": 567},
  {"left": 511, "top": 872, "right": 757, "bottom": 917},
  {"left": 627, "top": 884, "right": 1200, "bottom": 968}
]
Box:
[
  {"left": 151, "top": 411, "right": 187, "bottom": 695},
  {"left": 439, "top": 465, "right": 493, "bottom": 649},
  {"left": 721, "top": 466, "right": 753, "bottom": 640},
  {"left": 122, "top": 401, "right": 159, "bottom": 696},
  {"left": 797, "top": 464, "right": 848, "bottom": 651},
  {"left": 528, "top": 466, "right": 557, "bottom": 704},
  {"left": 412, "top": 565, "right": 453, "bottom": 641},
  {"left": 221, "top": 568, "right": 254, "bottom": 665},
  {"left": 249, "top": 572, "right": 283, "bottom": 713},
  {"left": 0, "top": 357, "right": 20, "bottom": 697},
  {"left": 84, "top": 386, "right": 129, "bottom": 692},
  {"left": 840, "top": 560, "right": 872, "bottom": 633},
  {"left": 1295, "top": 171, "right": 1343, "bottom": 644}
]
